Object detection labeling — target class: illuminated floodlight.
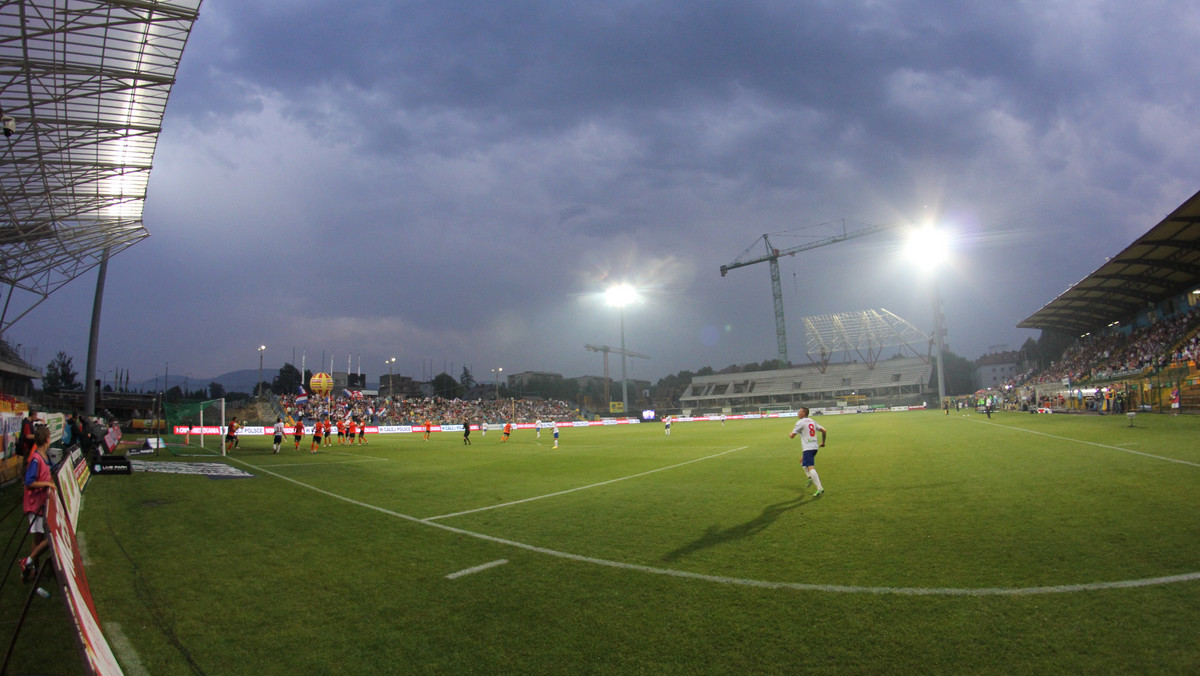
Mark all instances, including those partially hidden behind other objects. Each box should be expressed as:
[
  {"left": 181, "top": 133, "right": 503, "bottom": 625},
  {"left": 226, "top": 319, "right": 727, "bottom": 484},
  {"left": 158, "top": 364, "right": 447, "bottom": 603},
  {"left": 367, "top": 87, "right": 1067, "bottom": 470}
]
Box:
[
  {"left": 905, "top": 225, "right": 950, "bottom": 271},
  {"left": 604, "top": 284, "right": 640, "bottom": 308},
  {"left": 603, "top": 283, "right": 642, "bottom": 415}
]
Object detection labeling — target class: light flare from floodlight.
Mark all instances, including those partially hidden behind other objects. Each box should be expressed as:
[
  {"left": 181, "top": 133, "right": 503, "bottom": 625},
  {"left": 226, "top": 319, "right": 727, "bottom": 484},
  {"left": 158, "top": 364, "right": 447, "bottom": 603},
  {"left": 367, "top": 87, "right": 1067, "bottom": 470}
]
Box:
[
  {"left": 605, "top": 283, "right": 640, "bottom": 308},
  {"left": 905, "top": 225, "right": 950, "bottom": 271}
]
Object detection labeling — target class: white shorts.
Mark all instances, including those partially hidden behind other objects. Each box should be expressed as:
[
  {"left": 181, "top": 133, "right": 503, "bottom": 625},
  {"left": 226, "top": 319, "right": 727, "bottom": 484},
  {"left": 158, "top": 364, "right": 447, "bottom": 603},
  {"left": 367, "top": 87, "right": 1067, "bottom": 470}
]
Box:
[{"left": 28, "top": 513, "right": 45, "bottom": 534}]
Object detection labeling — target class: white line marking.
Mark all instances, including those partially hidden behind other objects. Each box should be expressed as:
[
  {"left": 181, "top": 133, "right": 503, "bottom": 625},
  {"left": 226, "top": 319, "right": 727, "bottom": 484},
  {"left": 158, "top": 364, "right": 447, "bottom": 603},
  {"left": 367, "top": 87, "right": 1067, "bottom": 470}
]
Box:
[
  {"left": 77, "top": 531, "right": 91, "bottom": 566},
  {"left": 229, "top": 456, "right": 1200, "bottom": 596},
  {"left": 963, "top": 418, "right": 1200, "bottom": 467},
  {"left": 324, "top": 451, "right": 388, "bottom": 461},
  {"left": 425, "top": 446, "right": 750, "bottom": 521},
  {"left": 446, "top": 559, "right": 509, "bottom": 579},
  {"left": 264, "top": 458, "right": 386, "bottom": 468},
  {"left": 104, "top": 622, "right": 150, "bottom": 676}
]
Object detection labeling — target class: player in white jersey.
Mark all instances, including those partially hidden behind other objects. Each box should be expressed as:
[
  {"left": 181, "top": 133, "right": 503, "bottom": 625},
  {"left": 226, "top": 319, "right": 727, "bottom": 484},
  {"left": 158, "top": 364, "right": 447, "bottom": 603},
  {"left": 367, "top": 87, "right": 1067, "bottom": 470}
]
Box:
[
  {"left": 663, "top": 415, "right": 672, "bottom": 435},
  {"left": 552, "top": 421, "right": 560, "bottom": 448},
  {"left": 535, "top": 420, "right": 542, "bottom": 439},
  {"left": 272, "top": 417, "right": 285, "bottom": 454},
  {"left": 789, "top": 407, "right": 827, "bottom": 497}
]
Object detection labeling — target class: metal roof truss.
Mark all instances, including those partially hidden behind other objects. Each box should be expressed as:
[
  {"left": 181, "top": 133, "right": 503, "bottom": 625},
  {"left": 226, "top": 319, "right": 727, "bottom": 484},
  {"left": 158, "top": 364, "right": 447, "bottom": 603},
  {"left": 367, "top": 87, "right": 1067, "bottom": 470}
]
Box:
[{"left": 0, "top": 0, "right": 200, "bottom": 333}]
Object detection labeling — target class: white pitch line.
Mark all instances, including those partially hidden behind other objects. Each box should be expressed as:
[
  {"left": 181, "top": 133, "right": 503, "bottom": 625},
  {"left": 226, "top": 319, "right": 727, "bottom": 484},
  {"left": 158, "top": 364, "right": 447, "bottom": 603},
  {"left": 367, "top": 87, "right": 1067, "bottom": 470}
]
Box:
[
  {"left": 262, "top": 458, "right": 385, "bottom": 468},
  {"left": 223, "top": 455, "right": 1200, "bottom": 596},
  {"left": 323, "top": 450, "right": 388, "bottom": 461},
  {"left": 446, "top": 559, "right": 509, "bottom": 580},
  {"left": 104, "top": 623, "right": 149, "bottom": 676},
  {"left": 424, "top": 520, "right": 1200, "bottom": 596},
  {"left": 963, "top": 417, "right": 1200, "bottom": 468},
  {"left": 424, "top": 446, "right": 750, "bottom": 521}
]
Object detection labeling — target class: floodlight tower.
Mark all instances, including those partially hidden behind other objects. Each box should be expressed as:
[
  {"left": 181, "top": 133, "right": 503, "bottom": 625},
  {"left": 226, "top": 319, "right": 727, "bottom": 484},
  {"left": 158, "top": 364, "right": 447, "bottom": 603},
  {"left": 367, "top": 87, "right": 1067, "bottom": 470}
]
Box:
[
  {"left": 720, "top": 221, "right": 899, "bottom": 365},
  {"left": 604, "top": 284, "right": 643, "bottom": 413},
  {"left": 258, "top": 345, "right": 267, "bottom": 400},
  {"left": 905, "top": 225, "right": 949, "bottom": 408}
]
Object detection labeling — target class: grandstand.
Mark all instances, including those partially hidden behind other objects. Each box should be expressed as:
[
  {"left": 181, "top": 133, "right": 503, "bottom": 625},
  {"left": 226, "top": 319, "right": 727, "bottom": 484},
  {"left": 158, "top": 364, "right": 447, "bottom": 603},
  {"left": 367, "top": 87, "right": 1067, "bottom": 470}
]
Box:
[
  {"left": 0, "top": 0, "right": 200, "bottom": 419},
  {"left": 1016, "top": 187, "right": 1200, "bottom": 413},
  {"left": 680, "top": 309, "right": 933, "bottom": 412}
]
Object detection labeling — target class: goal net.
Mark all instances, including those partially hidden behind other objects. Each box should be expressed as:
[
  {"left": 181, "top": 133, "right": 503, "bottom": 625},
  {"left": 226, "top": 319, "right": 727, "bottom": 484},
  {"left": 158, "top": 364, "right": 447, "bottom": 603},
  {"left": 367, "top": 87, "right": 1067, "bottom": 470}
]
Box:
[{"left": 163, "top": 398, "right": 226, "bottom": 456}]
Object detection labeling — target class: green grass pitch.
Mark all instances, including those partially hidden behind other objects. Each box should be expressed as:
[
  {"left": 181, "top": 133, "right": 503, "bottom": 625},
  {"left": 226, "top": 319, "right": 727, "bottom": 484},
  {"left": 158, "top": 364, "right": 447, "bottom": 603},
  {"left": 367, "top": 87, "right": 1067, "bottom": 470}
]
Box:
[{"left": 5, "top": 411, "right": 1200, "bottom": 673}]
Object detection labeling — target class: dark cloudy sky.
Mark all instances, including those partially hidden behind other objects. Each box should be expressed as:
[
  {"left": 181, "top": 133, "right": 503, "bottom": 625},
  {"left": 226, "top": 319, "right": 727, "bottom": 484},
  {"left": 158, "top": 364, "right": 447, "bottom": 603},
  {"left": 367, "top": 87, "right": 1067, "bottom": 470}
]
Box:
[{"left": 11, "top": 0, "right": 1200, "bottom": 387}]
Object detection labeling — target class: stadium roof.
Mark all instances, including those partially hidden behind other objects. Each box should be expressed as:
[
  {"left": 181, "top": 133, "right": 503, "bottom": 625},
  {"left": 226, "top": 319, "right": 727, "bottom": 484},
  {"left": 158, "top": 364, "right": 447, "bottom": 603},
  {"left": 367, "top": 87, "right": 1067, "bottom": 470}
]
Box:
[
  {"left": 0, "top": 0, "right": 201, "bottom": 333},
  {"left": 1018, "top": 188, "right": 1200, "bottom": 337}
]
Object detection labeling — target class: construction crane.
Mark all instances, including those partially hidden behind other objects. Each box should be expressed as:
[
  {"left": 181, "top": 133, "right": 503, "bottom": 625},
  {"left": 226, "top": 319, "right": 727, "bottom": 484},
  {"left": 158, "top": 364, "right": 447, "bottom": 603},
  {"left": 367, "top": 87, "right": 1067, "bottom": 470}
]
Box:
[
  {"left": 720, "top": 221, "right": 900, "bottom": 365},
  {"left": 584, "top": 344, "right": 651, "bottom": 408}
]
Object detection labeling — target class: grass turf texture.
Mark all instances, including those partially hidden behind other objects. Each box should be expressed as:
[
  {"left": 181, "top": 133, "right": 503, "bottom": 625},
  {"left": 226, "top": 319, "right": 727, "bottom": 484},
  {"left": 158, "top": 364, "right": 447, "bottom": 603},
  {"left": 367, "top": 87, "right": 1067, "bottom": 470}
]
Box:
[{"left": 6, "top": 411, "right": 1200, "bottom": 673}]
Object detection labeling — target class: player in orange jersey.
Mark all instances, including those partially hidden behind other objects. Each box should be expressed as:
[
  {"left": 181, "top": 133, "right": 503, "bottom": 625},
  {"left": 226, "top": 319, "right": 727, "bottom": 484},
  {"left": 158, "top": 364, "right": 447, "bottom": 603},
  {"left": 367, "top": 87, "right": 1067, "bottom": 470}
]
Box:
[
  {"left": 501, "top": 422, "right": 512, "bottom": 443},
  {"left": 423, "top": 419, "right": 432, "bottom": 441},
  {"left": 336, "top": 418, "right": 347, "bottom": 445},
  {"left": 310, "top": 418, "right": 324, "bottom": 453}
]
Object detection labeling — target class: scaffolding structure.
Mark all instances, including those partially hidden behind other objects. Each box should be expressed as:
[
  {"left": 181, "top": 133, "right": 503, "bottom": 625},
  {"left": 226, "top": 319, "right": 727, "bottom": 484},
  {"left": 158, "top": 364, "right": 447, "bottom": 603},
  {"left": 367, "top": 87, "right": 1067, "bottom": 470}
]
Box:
[{"left": 802, "top": 308, "right": 930, "bottom": 372}]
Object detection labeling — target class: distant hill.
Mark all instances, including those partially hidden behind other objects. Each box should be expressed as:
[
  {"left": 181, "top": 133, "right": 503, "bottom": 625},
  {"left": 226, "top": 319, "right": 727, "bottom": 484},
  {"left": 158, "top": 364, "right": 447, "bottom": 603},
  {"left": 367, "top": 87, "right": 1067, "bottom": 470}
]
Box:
[{"left": 131, "top": 369, "right": 260, "bottom": 396}]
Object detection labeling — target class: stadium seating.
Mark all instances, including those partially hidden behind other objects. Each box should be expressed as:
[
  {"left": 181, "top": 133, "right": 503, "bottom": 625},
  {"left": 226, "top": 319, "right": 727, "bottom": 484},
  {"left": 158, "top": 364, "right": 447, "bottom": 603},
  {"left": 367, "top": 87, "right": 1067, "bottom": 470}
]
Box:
[{"left": 680, "top": 357, "right": 933, "bottom": 411}]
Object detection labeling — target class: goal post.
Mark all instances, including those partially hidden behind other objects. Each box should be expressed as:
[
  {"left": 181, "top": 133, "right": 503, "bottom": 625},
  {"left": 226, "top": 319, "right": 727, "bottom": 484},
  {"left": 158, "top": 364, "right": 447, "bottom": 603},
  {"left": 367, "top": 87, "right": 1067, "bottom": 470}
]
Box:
[{"left": 163, "top": 398, "right": 226, "bottom": 455}]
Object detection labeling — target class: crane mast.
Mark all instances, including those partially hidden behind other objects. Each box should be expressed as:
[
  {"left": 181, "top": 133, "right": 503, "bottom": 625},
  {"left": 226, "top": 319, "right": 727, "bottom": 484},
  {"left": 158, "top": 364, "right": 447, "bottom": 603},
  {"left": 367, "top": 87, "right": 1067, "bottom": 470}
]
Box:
[
  {"left": 584, "top": 344, "right": 651, "bottom": 408},
  {"left": 720, "top": 222, "right": 898, "bottom": 365}
]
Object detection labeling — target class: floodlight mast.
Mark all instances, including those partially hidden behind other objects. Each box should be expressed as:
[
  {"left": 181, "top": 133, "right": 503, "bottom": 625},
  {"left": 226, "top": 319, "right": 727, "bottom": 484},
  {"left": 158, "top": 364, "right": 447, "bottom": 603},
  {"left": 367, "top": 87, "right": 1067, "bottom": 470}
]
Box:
[{"left": 720, "top": 222, "right": 898, "bottom": 365}]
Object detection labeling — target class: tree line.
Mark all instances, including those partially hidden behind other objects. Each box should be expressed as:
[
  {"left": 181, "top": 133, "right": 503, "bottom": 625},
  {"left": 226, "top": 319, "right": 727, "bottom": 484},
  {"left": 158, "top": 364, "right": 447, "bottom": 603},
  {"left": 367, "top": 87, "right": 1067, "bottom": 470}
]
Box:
[{"left": 39, "top": 333, "right": 1073, "bottom": 405}]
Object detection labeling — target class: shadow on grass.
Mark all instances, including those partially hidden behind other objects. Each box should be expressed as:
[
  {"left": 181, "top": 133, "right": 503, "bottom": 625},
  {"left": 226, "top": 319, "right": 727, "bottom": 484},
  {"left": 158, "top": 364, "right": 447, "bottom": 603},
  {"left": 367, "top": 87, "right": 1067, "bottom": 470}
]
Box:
[{"left": 661, "top": 494, "right": 809, "bottom": 562}]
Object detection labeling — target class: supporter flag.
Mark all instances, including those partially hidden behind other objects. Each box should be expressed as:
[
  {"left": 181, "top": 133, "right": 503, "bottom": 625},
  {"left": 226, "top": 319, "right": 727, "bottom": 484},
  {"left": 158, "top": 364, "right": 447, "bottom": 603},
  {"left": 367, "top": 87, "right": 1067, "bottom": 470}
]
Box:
[{"left": 296, "top": 386, "right": 309, "bottom": 406}]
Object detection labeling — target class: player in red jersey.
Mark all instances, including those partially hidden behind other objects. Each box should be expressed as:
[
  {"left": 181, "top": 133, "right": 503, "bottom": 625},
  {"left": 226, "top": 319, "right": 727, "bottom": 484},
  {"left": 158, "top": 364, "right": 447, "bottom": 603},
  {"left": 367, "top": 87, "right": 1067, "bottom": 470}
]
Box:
[{"left": 224, "top": 417, "right": 239, "bottom": 455}]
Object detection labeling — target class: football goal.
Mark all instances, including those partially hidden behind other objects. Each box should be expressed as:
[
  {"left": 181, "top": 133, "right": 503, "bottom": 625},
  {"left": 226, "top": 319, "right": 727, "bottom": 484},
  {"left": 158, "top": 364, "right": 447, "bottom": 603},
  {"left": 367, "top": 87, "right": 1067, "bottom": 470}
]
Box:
[{"left": 163, "top": 398, "right": 227, "bottom": 456}]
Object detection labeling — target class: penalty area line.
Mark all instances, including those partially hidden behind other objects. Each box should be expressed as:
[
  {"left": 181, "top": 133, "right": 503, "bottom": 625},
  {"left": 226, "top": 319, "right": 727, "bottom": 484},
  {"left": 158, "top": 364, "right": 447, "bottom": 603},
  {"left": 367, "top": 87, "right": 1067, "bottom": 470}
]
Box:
[
  {"left": 262, "top": 458, "right": 385, "bottom": 469},
  {"left": 446, "top": 559, "right": 509, "bottom": 580},
  {"left": 424, "top": 446, "right": 751, "bottom": 521},
  {"left": 322, "top": 450, "right": 388, "bottom": 461}
]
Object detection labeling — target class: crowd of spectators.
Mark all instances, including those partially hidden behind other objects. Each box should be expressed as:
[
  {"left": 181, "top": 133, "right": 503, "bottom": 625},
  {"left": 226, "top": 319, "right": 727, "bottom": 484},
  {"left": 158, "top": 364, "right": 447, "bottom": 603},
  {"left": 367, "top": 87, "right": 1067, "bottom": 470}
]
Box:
[
  {"left": 276, "top": 393, "right": 582, "bottom": 426},
  {"left": 1009, "top": 306, "right": 1200, "bottom": 389}
]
